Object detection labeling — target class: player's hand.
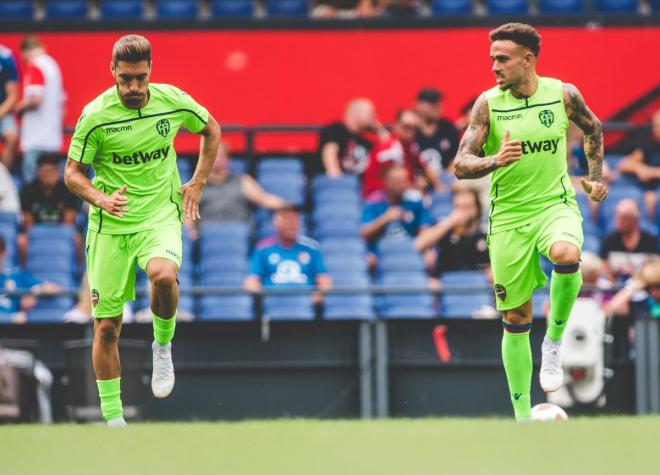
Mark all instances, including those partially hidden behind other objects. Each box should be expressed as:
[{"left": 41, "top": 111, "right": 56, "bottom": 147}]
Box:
[
  {"left": 580, "top": 178, "right": 608, "bottom": 203},
  {"left": 98, "top": 185, "right": 128, "bottom": 218},
  {"left": 178, "top": 180, "right": 205, "bottom": 221},
  {"left": 383, "top": 206, "right": 404, "bottom": 223},
  {"left": 494, "top": 130, "right": 522, "bottom": 168}
]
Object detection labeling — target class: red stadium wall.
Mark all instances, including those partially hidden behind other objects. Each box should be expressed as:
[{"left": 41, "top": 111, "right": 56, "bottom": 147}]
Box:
[{"left": 1, "top": 27, "right": 659, "bottom": 153}]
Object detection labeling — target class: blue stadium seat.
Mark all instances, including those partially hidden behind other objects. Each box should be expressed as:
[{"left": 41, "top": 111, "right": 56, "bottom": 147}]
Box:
[
  {"left": 266, "top": 0, "right": 308, "bottom": 17},
  {"left": 264, "top": 293, "right": 314, "bottom": 320},
  {"left": 177, "top": 159, "right": 192, "bottom": 183},
  {"left": 30, "top": 271, "right": 74, "bottom": 288},
  {"left": 0, "top": 212, "right": 19, "bottom": 227},
  {"left": 379, "top": 272, "right": 435, "bottom": 319},
  {"left": 314, "top": 219, "right": 360, "bottom": 240},
  {"left": 486, "top": 0, "right": 529, "bottom": 14},
  {"left": 378, "top": 252, "right": 424, "bottom": 273},
  {"left": 582, "top": 234, "right": 600, "bottom": 255},
  {"left": 199, "top": 296, "right": 253, "bottom": 320},
  {"left": 325, "top": 294, "right": 374, "bottom": 320},
  {"left": 155, "top": 0, "right": 198, "bottom": 18},
  {"left": 431, "top": 196, "right": 453, "bottom": 221},
  {"left": 440, "top": 271, "right": 492, "bottom": 319},
  {"left": 27, "top": 255, "right": 73, "bottom": 274},
  {"left": 44, "top": 1, "right": 88, "bottom": 19},
  {"left": 27, "top": 240, "right": 75, "bottom": 259},
  {"left": 313, "top": 206, "right": 361, "bottom": 223},
  {"left": 258, "top": 178, "right": 305, "bottom": 206},
  {"left": 532, "top": 290, "right": 549, "bottom": 318},
  {"left": 314, "top": 189, "right": 361, "bottom": 208},
  {"left": 324, "top": 255, "right": 367, "bottom": 274},
  {"left": 229, "top": 159, "right": 247, "bottom": 175},
  {"left": 210, "top": 0, "right": 254, "bottom": 17},
  {"left": 200, "top": 254, "right": 247, "bottom": 275},
  {"left": 377, "top": 237, "right": 418, "bottom": 256},
  {"left": 320, "top": 238, "right": 366, "bottom": 256},
  {"left": 539, "top": 0, "right": 585, "bottom": 12},
  {"left": 595, "top": 0, "right": 638, "bottom": 12},
  {"left": 0, "top": 225, "right": 18, "bottom": 267},
  {"left": 430, "top": 0, "right": 473, "bottom": 15},
  {"left": 27, "top": 224, "right": 75, "bottom": 241},
  {"left": 0, "top": 1, "right": 34, "bottom": 19},
  {"left": 28, "top": 297, "right": 72, "bottom": 323},
  {"left": 199, "top": 222, "right": 249, "bottom": 256},
  {"left": 312, "top": 175, "right": 360, "bottom": 194},
  {"left": 100, "top": 0, "right": 144, "bottom": 19},
  {"left": 257, "top": 158, "right": 303, "bottom": 177}
]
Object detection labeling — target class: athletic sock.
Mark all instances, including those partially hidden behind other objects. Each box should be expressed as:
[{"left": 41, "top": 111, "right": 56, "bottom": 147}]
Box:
[
  {"left": 502, "top": 322, "right": 532, "bottom": 421},
  {"left": 153, "top": 311, "right": 176, "bottom": 346},
  {"left": 546, "top": 264, "right": 582, "bottom": 342},
  {"left": 97, "top": 377, "right": 123, "bottom": 421}
]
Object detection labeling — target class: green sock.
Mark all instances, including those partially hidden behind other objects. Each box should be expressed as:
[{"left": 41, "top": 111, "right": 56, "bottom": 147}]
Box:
[
  {"left": 96, "top": 377, "right": 123, "bottom": 421},
  {"left": 153, "top": 311, "right": 176, "bottom": 346},
  {"left": 502, "top": 326, "right": 532, "bottom": 421},
  {"left": 546, "top": 269, "right": 582, "bottom": 342}
]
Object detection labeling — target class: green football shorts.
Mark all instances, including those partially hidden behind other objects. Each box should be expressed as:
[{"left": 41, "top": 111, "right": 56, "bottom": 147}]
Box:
[
  {"left": 85, "top": 225, "right": 183, "bottom": 318},
  {"left": 487, "top": 206, "right": 583, "bottom": 311}
]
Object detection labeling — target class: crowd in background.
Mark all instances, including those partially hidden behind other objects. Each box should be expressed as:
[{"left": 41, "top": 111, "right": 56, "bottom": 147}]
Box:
[{"left": 0, "top": 35, "right": 659, "bottom": 324}]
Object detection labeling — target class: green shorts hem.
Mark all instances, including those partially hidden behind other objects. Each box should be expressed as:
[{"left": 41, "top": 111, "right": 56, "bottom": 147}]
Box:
[
  {"left": 93, "top": 310, "right": 124, "bottom": 319},
  {"left": 495, "top": 283, "right": 545, "bottom": 312}
]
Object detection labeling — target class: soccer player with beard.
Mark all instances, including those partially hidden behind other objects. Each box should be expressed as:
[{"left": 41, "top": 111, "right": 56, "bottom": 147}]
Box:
[
  {"left": 453, "top": 23, "right": 607, "bottom": 421},
  {"left": 64, "top": 35, "right": 220, "bottom": 426}
]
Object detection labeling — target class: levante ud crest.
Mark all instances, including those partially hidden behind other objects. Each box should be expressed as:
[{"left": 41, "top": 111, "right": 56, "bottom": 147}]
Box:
[
  {"left": 156, "top": 118, "right": 170, "bottom": 137},
  {"left": 538, "top": 109, "right": 554, "bottom": 128}
]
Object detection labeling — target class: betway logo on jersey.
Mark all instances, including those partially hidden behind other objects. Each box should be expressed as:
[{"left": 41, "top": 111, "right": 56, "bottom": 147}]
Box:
[
  {"left": 521, "top": 138, "right": 559, "bottom": 155},
  {"left": 112, "top": 146, "right": 170, "bottom": 165}
]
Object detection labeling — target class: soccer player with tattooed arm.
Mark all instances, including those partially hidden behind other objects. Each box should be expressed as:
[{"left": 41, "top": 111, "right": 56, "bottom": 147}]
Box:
[
  {"left": 453, "top": 23, "right": 607, "bottom": 421},
  {"left": 64, "top": 35, "right": 220, "bottom": 426}
]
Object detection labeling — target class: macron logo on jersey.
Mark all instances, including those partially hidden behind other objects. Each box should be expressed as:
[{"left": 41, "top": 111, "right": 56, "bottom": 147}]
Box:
[
  {"left": 112, "top": 146, "right": 170, "bottom": 165},
  {"left": 521, "top": 138, "right": 559, "bottom": 156},
  {"left": 105, "top": 125, "right": 132, "bottom": 135}
]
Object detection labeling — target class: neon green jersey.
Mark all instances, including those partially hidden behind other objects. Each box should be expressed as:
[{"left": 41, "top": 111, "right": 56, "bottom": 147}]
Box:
[
  {"left": 68, "top": 83, "right": 209, "bottom": 234},
  {"left": 483, "top": 77, "right": 579, "bottom": 234}
]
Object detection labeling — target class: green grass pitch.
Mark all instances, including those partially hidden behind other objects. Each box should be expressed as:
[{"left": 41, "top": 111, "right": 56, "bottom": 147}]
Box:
[{"left": 2, "top": 417, "right": 658, "bottom": 475}]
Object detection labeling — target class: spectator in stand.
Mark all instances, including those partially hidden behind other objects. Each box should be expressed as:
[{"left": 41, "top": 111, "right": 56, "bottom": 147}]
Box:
[
  {"left": 415, "top": 88, "right": 460, "bottom": 176},
  {"left": 361, "top": 165, "right": 433, "bottom": 261},
  {"left": 318, "top": 98, "right": 384, "bottom": 177},
  {"left": 0, "top": 162, "right": 19, "bottom": 214},
  {"left": 605, "top": 256, "right": 660, "bottom": 318},
  {"left": 0, "top": 236, "right": 60, "bottom": 324},
  {"left": 0, "top": 44, "right": 19, "bottom": 171},
  {"left": 185, "top": 142, "right": 287, "bottom": 239},
  {"left": 14, "top": 36, "right": 64, "bottom": 184},
  {"left": 579, "top": 251, "right": 614, "bottom": 310},
  {"left": 599, "top": 199, "right": 659, "bottom": 281},
  {"left": 379, "top": 0, "right": 420, "bottom": 17},
  {"left": 244, "top": 205, "right": 332, "bottom": 304},
  {"left": 618, "top": 109, "right": 660, "bottom": 221},
  {"left": 415, "top": 189, "right": 489, "bottom": 276},
  {"left": 363, "top": 108, "right": 440, "bottom": 199},
  {"left": 18, "top": 153, "right": 79, "bottom": 264},
  {"left": 312, "top": 0, "right": 380, "bottom": 18}
]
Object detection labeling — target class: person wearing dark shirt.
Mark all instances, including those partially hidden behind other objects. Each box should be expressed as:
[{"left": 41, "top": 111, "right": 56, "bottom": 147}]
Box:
[
  {"left": 606, "top": 256, "right": 660, "bottom": 318},
  {"left": 617, "top": 109, "right": 660, "bottom": 220},
  {"left": 415, "top": 188, "right": 489, "bottom": 276},
  {"left": 415, "top": 87, "right": 460, "bottom": 174},
  {"left": 317, "top": 98, "right": 384, "bottom": 176},
  {"left": 18, "top": 153, "right": 79, "bottom": 264},
  {"left": 599, "top": 199, "right": 659, "bottom": 281}
]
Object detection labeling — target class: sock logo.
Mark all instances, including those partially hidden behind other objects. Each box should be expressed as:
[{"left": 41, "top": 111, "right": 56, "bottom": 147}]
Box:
[
  {"left": 513, "top": 393, "right": 522, "bottom": 400},
  {"left": 555, "top": 319, "right": 565, "bottom": 326},
  {"left": 90, "top": 289, "right": 99, "bottom": 307},
  {"left": 494, "top": 284, "right": 507, "bottom": 301}
]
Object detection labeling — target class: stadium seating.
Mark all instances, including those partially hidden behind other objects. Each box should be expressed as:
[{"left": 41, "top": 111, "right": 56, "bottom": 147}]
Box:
[
  {"left": 0, "top": 0, "right": 34, "bottom": 20},
  {"left": 266, "top": 0, "right": 309, "bottom": 17},
  {"left": 210, "top": 0, "right": 254, "bottom": 18},
  {"left": 199, "top": 273, "right": 252, "bottom": 320},
  {"left": 595, "top": 0, "right": 638, "bottom": 12},
  {"left": 430, "top": 0, "right": 474, "bottom": 15},
  {"left": 652, "top": 0, "right": 660, "bottom": 11},
  {"left": 257, "top": 157, "right": 303, "bottom": 176},
  {"left": 439, "top": 271, "right": 492, "bottom": 318},
  {"left": 0, "top": 225, "right": 18, "bottom": 268},
  {"left": 230, "top": 159, "right": 248, "bottom": 175},
  {"left": 263, "top": 293, "right": 315, "bottom": 320},
  {"left": 320, "top": 238, "right": 366, "bottom": 256},
  {"left": 44, "top": 1, "right": 88, "bottom": 19},
  {"left": 100, "top": 0, "right": 144, "bottom": 19},
  {"left": 177, "top": 159, "right": 193, "bottom": 183},
  {"left": 378, "top": 272, "right": 435, "bottom": 319},
  {"left": 430, "top": 191, "right": 453, "bottom": 221},
  {"left": 539, "top": 0, "right": 585, "bottom": 13},
  {"left": 155, "top": 0, "right": 198, "bottom": 18},
  {"left": 486, "top": 0, "right": 529, "bottom": 14}
]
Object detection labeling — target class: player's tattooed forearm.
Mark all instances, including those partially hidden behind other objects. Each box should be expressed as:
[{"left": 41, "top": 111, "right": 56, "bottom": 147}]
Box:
[
  {"left": 564, "top": 83, "right": 604, "bottom": 183},
  {"left": 455, "top": 94, "right": 495, "bottom": 179}
]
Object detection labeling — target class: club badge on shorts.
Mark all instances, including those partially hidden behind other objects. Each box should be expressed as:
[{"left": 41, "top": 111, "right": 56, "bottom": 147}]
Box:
[
  {"left": 90, "top": 289, "right": 100, "bottom": 307},
  {"left": 494, "top": 284, "right": 507, "bottom": 301}
]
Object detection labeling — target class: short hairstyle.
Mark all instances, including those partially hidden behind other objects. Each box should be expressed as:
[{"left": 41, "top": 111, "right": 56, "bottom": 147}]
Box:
[
  {"left": 112, "top": 35, "right": 151, "bottom": 65},
  {"left": 417, "top": 87, "right": 443, "bottom": 104},
  {"left": 275, "top": 204, "right": 300, "bottom": 215},
  {"left": 37, "top": 152, "right": 60, "bottom": 168},
  {"left": 489, "top": 23, "right": 541, "bottom": 57},
  {"left": 395, "top": 108, "right": 418, "bottom": 123},
  {"left": 20, "top": 35, "right": 42, "bottom": 52}
]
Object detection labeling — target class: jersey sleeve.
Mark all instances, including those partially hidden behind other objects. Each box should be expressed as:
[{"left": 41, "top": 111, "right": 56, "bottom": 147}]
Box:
[
  {"left": 248, "top": 248, "right": 265, "bottom": 278},
  {"left": 68, "top": 110, "right": 101, "bottom": 164},
  {"left": 311, "top": 247, "right": 328, "bottom": 276},
  {"left": 23, "top": 63, "right": 44, "bottom": 97},
  {"left": 1, "top": 52, "right": 19, "bottom": 82},
  {"left": 179, "top": 91, "right": 209, "bottom": 133}
]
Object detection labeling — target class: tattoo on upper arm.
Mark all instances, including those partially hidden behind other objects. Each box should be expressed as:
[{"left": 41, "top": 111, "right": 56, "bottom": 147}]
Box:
[
  {"left": 454, "top": 94, "right": 494, "bottom": 179},
  {"left": 564, "top": 83, "right": 604, "bottom": 183}
]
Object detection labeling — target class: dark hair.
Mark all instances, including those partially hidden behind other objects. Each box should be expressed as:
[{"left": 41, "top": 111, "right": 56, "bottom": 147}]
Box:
[
  {"left": 20, "top": 35, "right": 42, "bottom": 52},
  {"left": 37, "top": 152, "right": 60, "bottom": 168},
  {"left": 0, "top": 236, "right": 5, "bottom": 253},
  {"left": 112, "top": 34, "right": 151, "bottom": 65},
  {"left": 489, "top": 23, "right": 541, "bottom": 57},
  {"left": 417, "top": 87, "right": 443, "bottom": 104}
]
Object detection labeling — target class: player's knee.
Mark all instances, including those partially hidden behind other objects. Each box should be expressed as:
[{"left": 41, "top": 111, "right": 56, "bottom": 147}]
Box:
[
  {"left": 95, "top": 319, "right": 120, "bottom": 346},
  {"left": 549, "top": 241, "right": 580, "bottom": 265},
  {"left": 503, "top": 306, "right": 531, "bottom": 326},
  {"left": 149, "top": 266, "right": 178, "bottom": 290}
]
